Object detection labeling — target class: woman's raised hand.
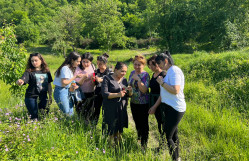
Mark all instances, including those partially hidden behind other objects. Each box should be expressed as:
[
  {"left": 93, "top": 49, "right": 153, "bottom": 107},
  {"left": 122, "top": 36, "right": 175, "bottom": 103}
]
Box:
[
  {"left": 76, "top": 73, "right": 84, "bottom": 78},
  {"left": 132, "top": 74, "right": 141, "bottom": 81},
  {"left": 156, "top": 76, "right": 164, "bottom": 85},
  {"left": 119, "top": 90, "right": 126, "bottom": 97},
  {"left": 16, "top": 79, "right": 24, "bottom": 86}
]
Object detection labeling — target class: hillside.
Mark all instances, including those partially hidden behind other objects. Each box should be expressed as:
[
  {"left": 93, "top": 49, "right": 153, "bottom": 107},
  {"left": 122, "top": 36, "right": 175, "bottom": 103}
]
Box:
[{"left": 0, "top": 48, "right": 248, "bottom": 160}]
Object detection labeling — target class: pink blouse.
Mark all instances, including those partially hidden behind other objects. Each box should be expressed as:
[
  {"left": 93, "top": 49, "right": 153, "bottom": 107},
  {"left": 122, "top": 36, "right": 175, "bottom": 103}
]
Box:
[{"left": 74, "top": 66, "right": 95, "bottom": 93}]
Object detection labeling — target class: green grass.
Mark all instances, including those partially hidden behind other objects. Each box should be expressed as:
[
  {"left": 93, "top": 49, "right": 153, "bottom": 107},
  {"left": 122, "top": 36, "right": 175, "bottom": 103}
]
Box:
[{"left": 0, "top": 47, "right": 249, "bottom": 160}]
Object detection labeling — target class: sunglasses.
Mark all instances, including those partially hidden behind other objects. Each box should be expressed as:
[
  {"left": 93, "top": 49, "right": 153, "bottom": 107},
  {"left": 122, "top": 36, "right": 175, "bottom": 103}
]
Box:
[{"left": 135, "top": 55, "right": 144, "bottom": 59}]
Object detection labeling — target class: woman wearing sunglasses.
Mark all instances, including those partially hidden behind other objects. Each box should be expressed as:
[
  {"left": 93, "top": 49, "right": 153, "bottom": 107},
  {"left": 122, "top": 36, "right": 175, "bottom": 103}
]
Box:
[{"left": 128, "top": 55, "right": 150, "bottom": 149}]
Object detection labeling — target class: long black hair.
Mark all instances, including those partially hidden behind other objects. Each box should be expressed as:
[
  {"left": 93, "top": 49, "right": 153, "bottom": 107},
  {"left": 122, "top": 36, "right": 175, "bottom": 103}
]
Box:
[
  {"left": 26, "top": 53, "right": 50, "bottom": 73},
  {"left": 155, "top": 51, "right": 174, "bottom": 65},
  {"left": 55, "top": 52, "right": 81, "bottom": 77},
  {"left": 79, "top": 52, "right": 94, "bottom": 70}
]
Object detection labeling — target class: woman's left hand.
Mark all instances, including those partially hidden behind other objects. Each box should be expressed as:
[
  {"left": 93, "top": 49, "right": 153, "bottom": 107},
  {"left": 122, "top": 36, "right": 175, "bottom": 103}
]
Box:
[
  {"left": 95, "top": 76, "right": 103, "bottom": 82},
  {"left": 132, "top": 74, "right": 141, "bottom": 81},
  {"left": 148, "top": 106, "right": 156, "bottom": 114},
  {"left": 156, "top": 76, "right": 164, "bottom": 85}
]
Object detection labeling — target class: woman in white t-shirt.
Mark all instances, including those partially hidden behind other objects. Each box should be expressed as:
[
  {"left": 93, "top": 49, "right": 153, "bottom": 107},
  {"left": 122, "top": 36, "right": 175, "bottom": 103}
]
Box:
[
  {"left": 148, "top": 51, "right": 186, "bottom": 161},
  {"left": 53, "top": 52, "right": 83, "bottom": 116}
]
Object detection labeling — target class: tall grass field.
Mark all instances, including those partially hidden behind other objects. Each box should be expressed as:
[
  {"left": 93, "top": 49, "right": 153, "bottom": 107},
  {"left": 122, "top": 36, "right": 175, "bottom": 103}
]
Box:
[{"left": 0, "top": 47, "right": 249, "bottom": 160}]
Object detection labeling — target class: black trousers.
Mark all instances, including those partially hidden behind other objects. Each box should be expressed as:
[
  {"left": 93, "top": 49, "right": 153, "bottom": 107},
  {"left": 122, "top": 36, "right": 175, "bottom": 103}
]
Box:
[
  {"left": 93, "top": 93, "right": 103, "bottom": 124},
  {"left": 76, "top": 92, "right": 95, "bottom": 121},
  {"left": 161, "top": 103, "right": 185, "bottom": 160},
  {"left": 150, "top": 94, "right": 163, "bottom": 135},
  {"left": 130, "top": 103, "right": 149, "bottom": 146}
]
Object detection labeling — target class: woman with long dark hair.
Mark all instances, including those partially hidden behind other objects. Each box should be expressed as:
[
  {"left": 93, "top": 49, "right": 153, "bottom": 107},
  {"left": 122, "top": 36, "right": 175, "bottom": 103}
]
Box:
[
  {"left": 149, "top": 51, "right": 186, "bottom": 161},
  {"left": 53, "top": 52, "right": 83, "bottom": 116},
  {"left": 74, "top": 52, "right": 96, "bottom": 122},
  {"left": 16, "top": 53, "right": 53, "bottom": 119},
  {"left": 147, "top": 55, "right": 166, "bottom": 145}
]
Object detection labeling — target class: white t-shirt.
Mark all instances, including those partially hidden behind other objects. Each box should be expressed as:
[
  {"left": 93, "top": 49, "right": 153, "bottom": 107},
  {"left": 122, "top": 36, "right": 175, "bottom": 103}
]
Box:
[
  {"left": 160, "top": 65, "right": 186, "bottom": 112},
  {"left": 53, "top": 66, "right": 73, "bottom": 88}
]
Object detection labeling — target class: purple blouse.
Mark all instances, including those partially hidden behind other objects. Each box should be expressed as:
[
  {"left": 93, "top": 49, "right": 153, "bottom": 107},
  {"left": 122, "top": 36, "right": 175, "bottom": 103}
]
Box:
[{"left": 128, "top": 70, "right": 150, "bottom": 104}]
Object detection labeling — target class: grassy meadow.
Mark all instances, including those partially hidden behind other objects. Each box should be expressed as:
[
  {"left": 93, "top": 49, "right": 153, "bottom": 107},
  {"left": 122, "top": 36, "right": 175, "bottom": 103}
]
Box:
[{"left": 0, "top": 47, "right": 249, "bottom": 160}]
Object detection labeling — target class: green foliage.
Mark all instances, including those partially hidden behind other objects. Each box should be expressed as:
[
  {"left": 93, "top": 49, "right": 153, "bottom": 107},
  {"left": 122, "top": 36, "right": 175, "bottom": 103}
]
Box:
[
  {"left": 0, "top": 25, "right": 27, "bottom": 97},
  {"left": 0, "top": 49, "right": 249, "bottom": 160},
  {"left": 41, "top": 4, "right": 83, "bottom": 56},
  {"left": 83, "top": 0, "right": 126, "bottom": 50},
  {"left": 15, "top": 18, "right": 40, "bottom": 45}
]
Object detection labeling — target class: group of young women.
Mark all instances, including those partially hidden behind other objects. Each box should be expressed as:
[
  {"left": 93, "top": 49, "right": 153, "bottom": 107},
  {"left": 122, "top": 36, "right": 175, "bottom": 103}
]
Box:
[{"left": 16, "top": 51, "right": 186, "bottom": 161}]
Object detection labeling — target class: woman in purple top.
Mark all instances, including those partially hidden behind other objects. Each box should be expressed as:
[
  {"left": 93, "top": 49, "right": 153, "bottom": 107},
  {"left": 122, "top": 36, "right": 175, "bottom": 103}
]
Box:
[
  {"left": 74, "top": 52, "right": 96, "bottom": 122},
  {"left": 128, "top": 55, "right": 150, "bottom": 148}
]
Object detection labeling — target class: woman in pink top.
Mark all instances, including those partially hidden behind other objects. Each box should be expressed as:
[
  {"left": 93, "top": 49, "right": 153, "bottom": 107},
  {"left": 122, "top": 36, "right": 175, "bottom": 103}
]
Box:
[{"left": 74, "top": 52, "right": 96, "bottom": 122}]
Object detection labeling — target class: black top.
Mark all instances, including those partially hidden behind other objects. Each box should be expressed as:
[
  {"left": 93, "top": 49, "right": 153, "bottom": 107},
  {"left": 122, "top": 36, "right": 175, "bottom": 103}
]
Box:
[
  {"left": 101, "top": 75, "right": 128, "bottom": 135},
  {"left": 21, "top": 71, "right": 53, "bottom": 98},
  {"left": 95, "top": 68, "right": 113, "bottom": 95},
  {"left": 149, "top": 71, "right": 167, "bottom": 94}
]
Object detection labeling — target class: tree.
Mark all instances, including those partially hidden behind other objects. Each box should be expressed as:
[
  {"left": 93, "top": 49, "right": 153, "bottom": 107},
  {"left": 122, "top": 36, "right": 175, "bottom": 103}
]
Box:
[
  {"left": 83, "top": 0, "right": 126, "bottom": 50},
  {"left": 15, "top": 18, "right": 40, "bottom": 45},
  {"left": 0, "top": 24, "right": 27, "bottom": 97},
  {"left": 40, "top": 4, "right": 83, "bottom": 56}
]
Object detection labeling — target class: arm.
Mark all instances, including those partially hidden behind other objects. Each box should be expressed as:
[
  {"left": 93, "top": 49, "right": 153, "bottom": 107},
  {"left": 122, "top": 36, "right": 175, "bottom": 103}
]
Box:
[
  {"left": 132, "top": 74, "right": 148, "bottom": 93},
  {"left": 77, "top": 74, "right": 88, "bottom": 86},
  {"left": 148, "top": 96, "right": 161, "bottom": 114},
  {"left": 161, "top": 84, "right": 180, "bottom": 95},
  {"left": 61, "top": 75, "right": 77, "bottom": 87},
  {"left": 137, "top": 79, "right": 148, "bottom": 93},
  {"left": 101, "top": 76, "right": 126, "bottom": 99},
  {"left": 157, "top": 76, "right": 180, "bottom": 95},
  {"left": 48, "top": 83, "right": 52, "bottom": 105}
]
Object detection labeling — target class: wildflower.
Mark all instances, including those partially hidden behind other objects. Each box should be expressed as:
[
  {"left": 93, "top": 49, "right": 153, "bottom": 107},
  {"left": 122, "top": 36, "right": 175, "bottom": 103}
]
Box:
[
  {"left": 103, "top": 149, "right": 106, "bottom": 154},
  {"left": 90, "top": 136, "right": 93, "bottom": 139},
  {"left": 55, "top": 117, "right": 58, "bottom": 121},
  {"left": 28, "top": 138, "right": 31, "bottom": 142},
  {"left": 5, "top": 148, "right": 8, "bottom": 152},
  {"left": 76, "top": 151, "right": 78, "bottom": 154},
  {"left": 52, "top": 147, "right": 54, "bottom": 149},
  {"left": 72, "top": 121, "right": 74, "bottom": 123},
  {"left": 5, "top": 113, "right": 9, "bottom": 116},
  {"left": 9, "top": 117, "right": 12, "bottom": 121},
  {"left": 96, "top": 148, "right": 99, "bottom": 150},
  {"left": 23, "top": 134, "right": 25, "bottom": 136}
]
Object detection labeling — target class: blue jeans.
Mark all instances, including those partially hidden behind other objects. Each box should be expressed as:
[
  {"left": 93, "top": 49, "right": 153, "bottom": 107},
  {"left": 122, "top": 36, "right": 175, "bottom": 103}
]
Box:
[
  {"left": 54, "top": 86, "right": 74, "bottom": 116},
  {"left": 25, "top": 93, "right": 47, "bottom": 119}
]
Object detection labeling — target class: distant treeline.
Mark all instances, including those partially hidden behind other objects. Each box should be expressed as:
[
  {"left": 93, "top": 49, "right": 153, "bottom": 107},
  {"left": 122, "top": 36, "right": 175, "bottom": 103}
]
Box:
[{"left": 0, "top": 0, "right": 248, "bottom": 53}]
